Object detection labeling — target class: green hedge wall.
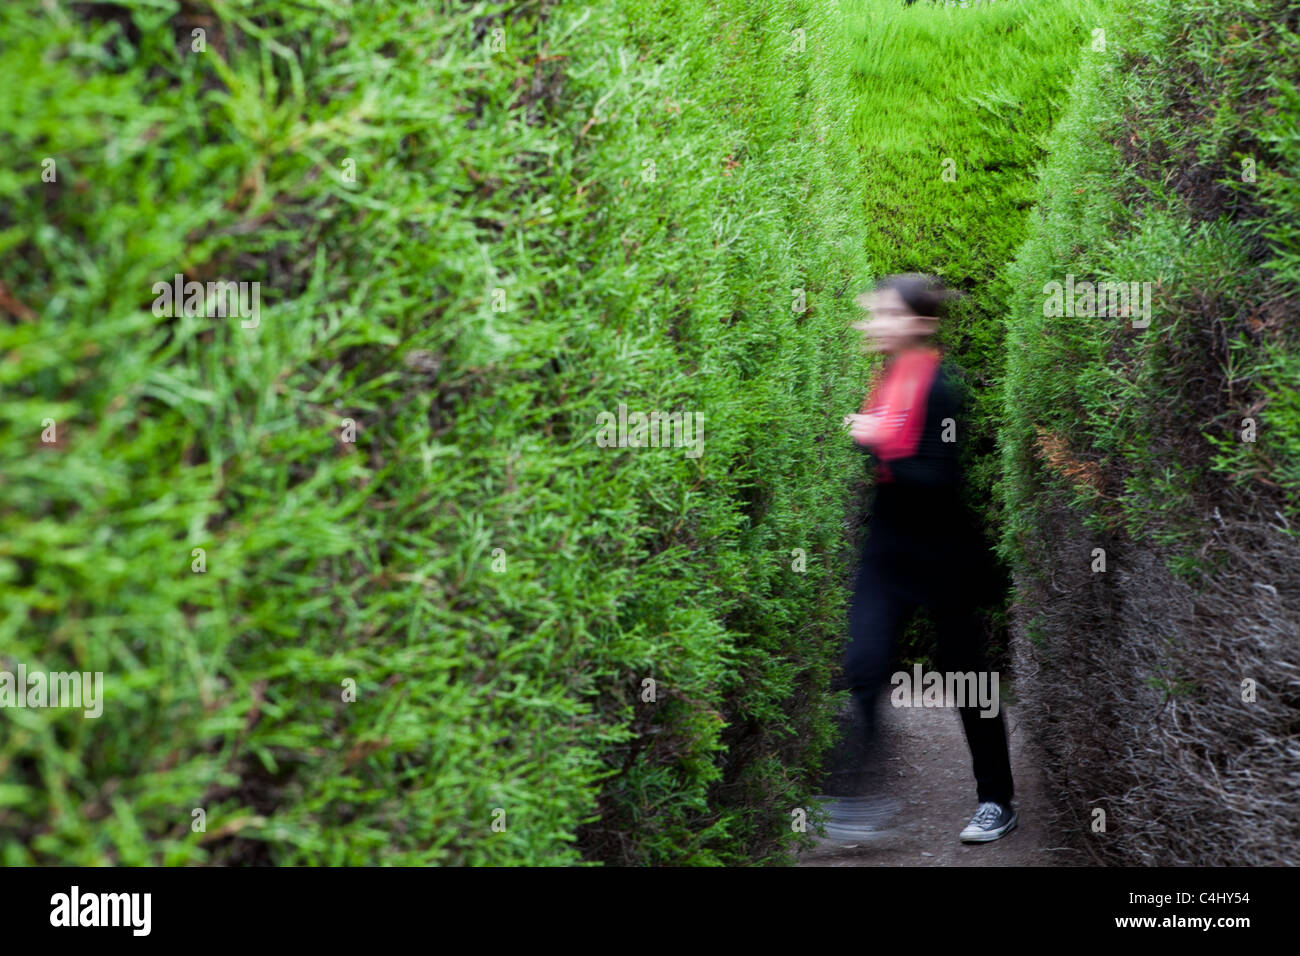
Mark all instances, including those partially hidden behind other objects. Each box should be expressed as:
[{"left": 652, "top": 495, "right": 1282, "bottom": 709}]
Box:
[
  {"left": 997, "top": 0, "right": 1300, "bottom": 864},
  {"left": 0, "top": 0, "right": 878, "bottom": 864},
  {"left": 1000, "top": 0, "right": 1300, "bottom": 575}
]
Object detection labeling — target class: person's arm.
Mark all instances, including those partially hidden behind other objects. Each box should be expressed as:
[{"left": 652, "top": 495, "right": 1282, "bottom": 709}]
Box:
[
  {"left": 844, "top": 408, "right": 892, "bottom": 446},
  {"left": 848, "top": 350, "right": 938, "bottom": 459}
]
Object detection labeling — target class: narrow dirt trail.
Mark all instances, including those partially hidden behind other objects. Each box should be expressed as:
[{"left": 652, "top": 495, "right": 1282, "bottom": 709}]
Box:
[{"left": 799, "top": 692, "right": 1079, "bottom": 867}]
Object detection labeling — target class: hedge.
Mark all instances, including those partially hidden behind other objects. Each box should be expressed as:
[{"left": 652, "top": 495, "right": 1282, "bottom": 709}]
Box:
[
  {"left": 998, "top": 0, "right": 1300, "bottom": 864},
  {"left": 0, "top": 0, "right": 881, "bottom": 865}
]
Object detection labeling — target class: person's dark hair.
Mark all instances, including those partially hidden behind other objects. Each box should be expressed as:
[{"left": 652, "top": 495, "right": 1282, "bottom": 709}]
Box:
[{"left": 874, "top": 273, "right": 963, "bottom": 319}]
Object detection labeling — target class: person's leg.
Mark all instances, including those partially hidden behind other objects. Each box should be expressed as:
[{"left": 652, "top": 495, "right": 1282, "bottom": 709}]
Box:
[
  {"left": 844, "top": 544, "right": 913, "bottom": 779},
  {"left": 931, "top": 591, "right": 1014, "bottom": 806},
  {"left": 820, "top": 540, "right": 914, "bottom": 839}
]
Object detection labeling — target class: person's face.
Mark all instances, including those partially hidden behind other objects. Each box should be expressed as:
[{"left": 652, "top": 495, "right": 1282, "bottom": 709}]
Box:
[{"left": 852, "top": 288, "right": 921, "bottom": 354}]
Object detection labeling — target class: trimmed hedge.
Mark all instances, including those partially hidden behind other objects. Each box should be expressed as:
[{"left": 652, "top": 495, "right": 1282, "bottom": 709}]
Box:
[
  {"left": 0, "top": 0, "right": 874, "bottom": 865},
  {"left": 999, "top": 0, "right": 1300, "bottom": 864}
]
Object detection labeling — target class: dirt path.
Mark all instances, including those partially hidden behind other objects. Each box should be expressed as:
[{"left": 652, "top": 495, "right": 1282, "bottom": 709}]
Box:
[{"left": 799, "top": 692, "right": 1076, "bottom": 867}]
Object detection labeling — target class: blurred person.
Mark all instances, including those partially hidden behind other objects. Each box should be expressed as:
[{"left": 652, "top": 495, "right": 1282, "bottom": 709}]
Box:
[{"left": 823, "top": 273, "right": 1016, "bottom": 844}]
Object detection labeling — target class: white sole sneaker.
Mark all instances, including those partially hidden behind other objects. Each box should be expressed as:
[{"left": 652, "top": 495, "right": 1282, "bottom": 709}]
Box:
[{"left": 959, "top": 808, "right": 1018, "bottom": 843}]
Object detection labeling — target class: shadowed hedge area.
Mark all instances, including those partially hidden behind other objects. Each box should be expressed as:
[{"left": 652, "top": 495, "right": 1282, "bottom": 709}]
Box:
[
  {"left": 0, "top": 0, "right": 874, "bottom": 864},
  {"left": 1000, "top": 0, "right": 1300, "bottom": 864}
]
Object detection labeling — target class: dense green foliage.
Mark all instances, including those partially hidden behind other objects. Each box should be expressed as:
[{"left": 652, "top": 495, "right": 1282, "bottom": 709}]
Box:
[
  {"left": 1000, "top": 0, "right": 1300, "bottom": 571},
  {"left": 1, "top": 0, "right": 874, "bottom": 864},
  {"left": 998, "top": 0, "right": 1300, "bottom": 864},
  {"left": 845, "top": 0, "right": 1101, "bottom": 526},
  {"left": 836, "top": 0, "right": 1100, "bottom": 668}
]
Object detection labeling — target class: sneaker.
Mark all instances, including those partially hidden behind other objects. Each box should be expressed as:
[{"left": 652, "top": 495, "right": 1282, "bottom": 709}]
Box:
[
  {"left": 959, "top": 801, "right": 1018, "bottom": 843},
  {"left": 814, "top": 795, "right": 901, "bottom": 842}
]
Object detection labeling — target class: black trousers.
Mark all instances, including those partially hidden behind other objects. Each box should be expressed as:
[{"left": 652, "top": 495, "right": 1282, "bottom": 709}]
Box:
[{"left": 844, "top": 483, "right": 1014, "bottom": 805}]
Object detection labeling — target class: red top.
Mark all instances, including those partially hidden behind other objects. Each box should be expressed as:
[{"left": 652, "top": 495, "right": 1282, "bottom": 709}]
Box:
[{"left": 857, "top": 347, "right": 942, "bottom": 482}]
